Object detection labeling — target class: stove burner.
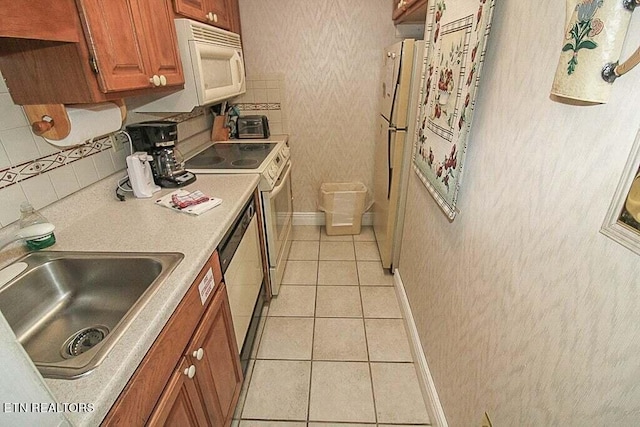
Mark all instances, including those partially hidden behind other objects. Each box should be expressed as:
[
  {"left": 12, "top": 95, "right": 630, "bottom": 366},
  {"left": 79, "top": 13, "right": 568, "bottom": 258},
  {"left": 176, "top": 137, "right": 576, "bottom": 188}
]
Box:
[
  {"left": 187, "top": 155, "right": 225, "bottom": 167},
  {"left": 240, "top": 144, "right": 272, "bottom": 152},
  {"left": 232, "top": 159, "right": 259, "bottom": 167}
]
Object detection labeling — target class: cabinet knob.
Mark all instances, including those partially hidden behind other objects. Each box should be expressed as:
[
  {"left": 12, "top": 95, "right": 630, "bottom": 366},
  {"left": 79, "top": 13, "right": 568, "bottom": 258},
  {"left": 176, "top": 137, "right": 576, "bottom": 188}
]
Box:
[
  {"left": 192, "top": 348, "right": 204, "bottom": 360},
  {"left": 183, "top": 365, "right": 196, "bottom": 379},
  {"left": 159, "top": 75, "right": 167, "bottom": 86},
  {"left": 206, "top": 12, "right": 213, "bottom": 21},
  {"left": 213, "top": 13, "right": 218, "bottom": 23},
  {"left": 149, "top": 75, "right": 161, "bottom": 87}
]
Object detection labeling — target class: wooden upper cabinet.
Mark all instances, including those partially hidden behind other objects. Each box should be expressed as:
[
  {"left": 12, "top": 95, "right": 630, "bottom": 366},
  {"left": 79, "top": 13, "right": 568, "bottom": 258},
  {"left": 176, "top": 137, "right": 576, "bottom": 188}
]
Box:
[
  {"left": 186, "top": 283, "right": 243, "bottom": 426},
  {"left": 174, "top": 0, "right": 233, "bottom": 31},
  {"left": 0, "top": 0, "right": 184, "bottom": 104},
  {"left": 393, "top": 0, "right": 427, "bottom": 24},
  {"left": 208, "top": 0, "right": 232, "bottom": 30},
  {"left": 227, "top": 0, "right": 242, "bottom": 35},
  {"left": 147, "top": 358, "right": 209, "bottom": 427},
  {"left": 77, "top": 0, "right": 183, "bottom": 93},
  {"left": 174, "top": 0, "right": 208, "bottom": 21},
  {"left": 77, "top": 0, "right": 151, "bottom": 92},
  {"left": 137, "top": 0, "right": 184, "bottom": 87},
  {"left": 0, "top": 0, "right": 80, "bottom": 42}
]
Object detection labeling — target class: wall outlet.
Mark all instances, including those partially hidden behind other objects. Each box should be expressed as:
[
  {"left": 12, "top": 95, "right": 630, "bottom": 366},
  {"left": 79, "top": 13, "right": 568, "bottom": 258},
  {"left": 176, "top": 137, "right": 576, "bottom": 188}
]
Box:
[
  {"left": 481, "top": 412, "right": 493, "bottom": 427},
  {"left": 111, "top": 132, "right": 129, "bottom": 153}
]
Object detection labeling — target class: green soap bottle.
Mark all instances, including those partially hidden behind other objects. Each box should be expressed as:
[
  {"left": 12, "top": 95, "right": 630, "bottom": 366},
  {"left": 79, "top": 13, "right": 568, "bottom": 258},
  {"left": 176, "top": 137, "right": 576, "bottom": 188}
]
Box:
[{"left": 19, "top": 202, "right": 56, "bottom": 250}]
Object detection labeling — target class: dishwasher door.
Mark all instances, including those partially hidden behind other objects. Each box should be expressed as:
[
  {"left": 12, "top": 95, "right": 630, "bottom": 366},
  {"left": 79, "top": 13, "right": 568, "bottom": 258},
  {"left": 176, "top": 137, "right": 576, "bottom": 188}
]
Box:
[{"left": 224, "top": 215, "right": 264, "bottom": 352}]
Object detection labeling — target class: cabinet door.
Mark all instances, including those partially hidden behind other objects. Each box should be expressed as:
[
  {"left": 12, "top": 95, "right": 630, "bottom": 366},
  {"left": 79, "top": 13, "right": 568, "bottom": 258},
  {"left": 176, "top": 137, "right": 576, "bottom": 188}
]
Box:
[
  {"left": 137, "top": 0, "right": 184, "bottom": 87},
  {"left": 226, "top": 0, "right": 242, "bottom": 36},
  {"left": 0, "top": 0, "right": 80, "bottom": 42},
  {"left": 207, "top": 0, "right": 232, "bottom": 30},
  {"left": 187, "top": 284, "right": 243, "bottom": 426},
  {"left": 174, "top": 0, "right": 208, "bottom": 21},
  {"left": 147, "top": 358, "right": 209, "bottom": 427},
  {"left": 76, "top": 0, "right": 153, "bottom": 92},
  {"left": 174, "top": 0, "right": 232, "bottom": 30}
]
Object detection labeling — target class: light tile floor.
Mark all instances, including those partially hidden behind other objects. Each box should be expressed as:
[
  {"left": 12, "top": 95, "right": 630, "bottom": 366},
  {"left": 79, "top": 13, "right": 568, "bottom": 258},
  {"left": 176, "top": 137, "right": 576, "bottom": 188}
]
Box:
[{"left": 233, "top": 226, "right": 430, "bottom": 427}]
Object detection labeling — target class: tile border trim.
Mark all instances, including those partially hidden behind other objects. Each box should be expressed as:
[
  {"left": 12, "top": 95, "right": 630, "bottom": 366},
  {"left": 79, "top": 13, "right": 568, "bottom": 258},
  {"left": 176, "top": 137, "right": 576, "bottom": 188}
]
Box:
[
  {"left": 393, "top": 268, "right": 449, "bottom": 427},
  {"left": 235, "top": 103, "right": 281, "bottom": 112},
  {"left": 0, "top": 135, "right": 113, "bottom": 190}
]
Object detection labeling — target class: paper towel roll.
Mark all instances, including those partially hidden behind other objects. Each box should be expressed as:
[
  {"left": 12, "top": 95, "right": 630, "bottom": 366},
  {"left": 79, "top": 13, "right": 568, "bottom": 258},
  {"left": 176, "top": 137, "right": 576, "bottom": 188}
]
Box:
[{"left": 44, "top": 102, "right": 122, "bottom": 147}]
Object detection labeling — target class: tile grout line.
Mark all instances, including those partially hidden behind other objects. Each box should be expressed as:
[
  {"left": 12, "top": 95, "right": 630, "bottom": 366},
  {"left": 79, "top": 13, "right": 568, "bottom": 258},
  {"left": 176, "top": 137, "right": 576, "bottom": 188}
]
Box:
[
  {"left": 306, "top": 230, "right": 320, "bottom": 423},
  {"left": 356, "top": 244, "right": 380, "bottom": 426}
]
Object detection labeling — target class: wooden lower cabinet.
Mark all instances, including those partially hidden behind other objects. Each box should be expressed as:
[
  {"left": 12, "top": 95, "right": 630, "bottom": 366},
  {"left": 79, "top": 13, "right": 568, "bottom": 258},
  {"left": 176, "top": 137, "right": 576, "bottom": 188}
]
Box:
[
  {"left": 147, "top": 358, "right": 209, "bottom": 426},
  {"left": 151, "top": 284, "right": 242, "bottom": 426},
  {"left": 103, "top": 251, "right": 242, "bottom": 427},
  {"left": 185, "top": 283, "right": 242, "bottom": 426}
]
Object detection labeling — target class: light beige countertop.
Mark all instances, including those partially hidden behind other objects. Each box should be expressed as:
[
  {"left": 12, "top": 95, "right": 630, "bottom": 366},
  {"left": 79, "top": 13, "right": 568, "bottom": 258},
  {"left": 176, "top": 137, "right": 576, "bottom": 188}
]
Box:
[{"left": 0, "top": 172, "right": 261, "bottom": 426}]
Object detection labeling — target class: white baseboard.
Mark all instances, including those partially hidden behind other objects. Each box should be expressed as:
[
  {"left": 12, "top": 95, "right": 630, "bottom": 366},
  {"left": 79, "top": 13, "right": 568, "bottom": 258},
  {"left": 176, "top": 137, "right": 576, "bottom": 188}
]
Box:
[
  {"left": 292, "top": 212, "right": 373, "bottom": 226},
  {"left": 394, "top": 269, "right": 448, "bottom": 427}
]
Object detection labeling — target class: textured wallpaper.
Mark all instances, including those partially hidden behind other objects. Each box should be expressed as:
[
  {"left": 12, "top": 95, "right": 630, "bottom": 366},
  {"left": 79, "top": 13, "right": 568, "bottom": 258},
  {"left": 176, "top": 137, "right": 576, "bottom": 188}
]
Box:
[
  {"left": 239, "top": 0, "right": 400, "bottom": 211},
  {"left": 399, "top": 1, "right": 640, "bottom": 426}
]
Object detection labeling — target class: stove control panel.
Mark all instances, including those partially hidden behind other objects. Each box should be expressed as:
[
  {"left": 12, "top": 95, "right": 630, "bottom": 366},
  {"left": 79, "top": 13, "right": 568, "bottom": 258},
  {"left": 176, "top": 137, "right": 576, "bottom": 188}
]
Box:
[{"left": 260, "top": 141, "right": 290, "bottom": 191}]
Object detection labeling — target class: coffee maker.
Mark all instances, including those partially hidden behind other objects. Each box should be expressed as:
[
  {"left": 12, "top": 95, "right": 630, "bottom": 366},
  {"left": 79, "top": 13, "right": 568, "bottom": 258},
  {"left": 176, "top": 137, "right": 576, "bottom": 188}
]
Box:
[{"left": 126, "top": 121, "right": 196, "bottom": 188}]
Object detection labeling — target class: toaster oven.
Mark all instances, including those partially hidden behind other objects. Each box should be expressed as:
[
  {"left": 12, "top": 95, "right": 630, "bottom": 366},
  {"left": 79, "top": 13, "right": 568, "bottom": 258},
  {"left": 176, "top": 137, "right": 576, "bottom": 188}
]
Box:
[{"left": 236, "top": 115, "right": 270, "bottom": 139}]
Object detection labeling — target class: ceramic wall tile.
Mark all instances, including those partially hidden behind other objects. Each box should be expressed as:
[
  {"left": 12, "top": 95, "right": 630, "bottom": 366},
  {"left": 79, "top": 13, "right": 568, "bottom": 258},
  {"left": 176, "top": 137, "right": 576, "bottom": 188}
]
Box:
[
  {"left": 48, "top": 165, "right": 80, "bottom": 200},
  {"left": 0, "top": 184, "right": 27, "bottom": 226},
  {"left": 0, "top": 99, "right": 211, "bottom": 228},
  {"left": 72, "top": 157, "right": 99, "bottom": 188},
  {"left": 20, "top": 174, "right": 57, "bottom": 210},
  {"left": 34, "top": 136, "right": 60, "bottom": 157},
  {"left": 0, "top": 93, "right": 27, "bottom": 131},
  {"left": 92, "top": 150, "right": 116, "bottom": 179},
  {"left": 0, "top": 143, "right": 9, "bottom": 170},
  {"left": 0, "top": 127, "right": 40, "bottom": 165},
  {"left": 110, "top": 148, "right": 127, "bottom": 172}
]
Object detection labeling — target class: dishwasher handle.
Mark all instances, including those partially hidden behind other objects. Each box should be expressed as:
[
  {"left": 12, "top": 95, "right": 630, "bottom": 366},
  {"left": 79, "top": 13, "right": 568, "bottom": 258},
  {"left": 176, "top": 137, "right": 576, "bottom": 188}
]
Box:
[{"left": 219, "top": 197, "right": 256, "bottom": 274}]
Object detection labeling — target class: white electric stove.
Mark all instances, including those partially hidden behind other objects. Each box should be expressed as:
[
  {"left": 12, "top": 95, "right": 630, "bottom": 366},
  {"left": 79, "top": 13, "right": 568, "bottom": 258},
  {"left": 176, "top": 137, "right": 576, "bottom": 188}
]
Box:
[{"left": 185, "top": 135, "right": 292, "bottom": 296}]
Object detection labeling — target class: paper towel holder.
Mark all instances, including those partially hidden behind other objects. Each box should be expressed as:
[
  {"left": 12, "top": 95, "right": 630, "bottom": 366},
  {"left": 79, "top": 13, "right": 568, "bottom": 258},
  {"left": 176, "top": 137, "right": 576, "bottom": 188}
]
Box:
[{"left": 24, "top": 100, "right": 127, "bottom": 140}]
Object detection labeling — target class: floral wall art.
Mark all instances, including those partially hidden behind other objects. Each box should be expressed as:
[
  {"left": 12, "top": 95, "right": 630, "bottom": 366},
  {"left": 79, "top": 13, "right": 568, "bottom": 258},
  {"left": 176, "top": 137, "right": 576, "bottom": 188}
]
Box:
[{"left": 413, "top": 0, "right": 496, "bottom": 220}]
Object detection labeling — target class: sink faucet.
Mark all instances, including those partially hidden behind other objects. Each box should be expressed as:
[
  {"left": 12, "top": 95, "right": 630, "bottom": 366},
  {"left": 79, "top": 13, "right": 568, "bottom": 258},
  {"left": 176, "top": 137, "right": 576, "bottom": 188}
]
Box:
[{"left": 0, "top": 223, "right": 56, "bottom": 251}]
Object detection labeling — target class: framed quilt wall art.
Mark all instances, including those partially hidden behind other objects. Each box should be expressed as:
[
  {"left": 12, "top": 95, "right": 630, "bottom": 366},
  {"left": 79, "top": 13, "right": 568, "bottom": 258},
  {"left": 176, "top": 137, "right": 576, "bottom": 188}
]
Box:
[{"left": 413, "top": 0, "right": 496, "bottom": 220}]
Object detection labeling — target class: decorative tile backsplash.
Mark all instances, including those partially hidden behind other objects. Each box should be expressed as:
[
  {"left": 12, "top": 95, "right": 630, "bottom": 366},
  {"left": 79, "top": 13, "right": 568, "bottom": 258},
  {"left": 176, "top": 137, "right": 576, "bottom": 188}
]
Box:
[
  {"left": 0, "top": 136, "right": 114, "bottom": 190},
  {"left": 232, "top": 74, "right": 289, "bottom": 135},
  {"left": 0, "top": 69, "right": 211, "bottom": 228}
]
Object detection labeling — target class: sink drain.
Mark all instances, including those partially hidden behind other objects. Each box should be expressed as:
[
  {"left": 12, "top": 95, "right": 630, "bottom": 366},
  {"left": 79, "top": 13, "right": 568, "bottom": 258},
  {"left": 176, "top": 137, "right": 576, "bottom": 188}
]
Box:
[{"left": 62, "top": 326, "right": 109, "bottom": 358}]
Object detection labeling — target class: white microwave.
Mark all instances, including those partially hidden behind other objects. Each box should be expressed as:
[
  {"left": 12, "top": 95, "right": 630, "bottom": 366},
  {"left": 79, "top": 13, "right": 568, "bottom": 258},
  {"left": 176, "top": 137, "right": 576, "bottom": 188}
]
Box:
[{"left": 133, "top": 19, "right": 246, "bottom": 113}]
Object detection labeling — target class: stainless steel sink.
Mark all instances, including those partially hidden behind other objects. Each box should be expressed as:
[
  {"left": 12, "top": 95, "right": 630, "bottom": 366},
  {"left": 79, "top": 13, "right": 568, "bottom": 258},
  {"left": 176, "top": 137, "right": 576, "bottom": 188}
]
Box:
[{"left": 0, "top": 251, "right": 184, "bottom": 379}]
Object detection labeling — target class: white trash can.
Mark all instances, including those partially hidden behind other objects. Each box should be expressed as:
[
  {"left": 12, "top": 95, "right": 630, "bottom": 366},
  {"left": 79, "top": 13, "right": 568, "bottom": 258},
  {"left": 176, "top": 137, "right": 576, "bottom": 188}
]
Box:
[{"left": 319, "top": 182, "right": 368, "bottom": 236}]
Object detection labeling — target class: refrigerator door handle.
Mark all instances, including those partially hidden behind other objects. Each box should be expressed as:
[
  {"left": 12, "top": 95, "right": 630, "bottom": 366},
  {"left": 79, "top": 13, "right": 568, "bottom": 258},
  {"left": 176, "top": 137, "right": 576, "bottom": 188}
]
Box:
[{"left": 387, "top": 128, "right": 396, "bottom": 200}]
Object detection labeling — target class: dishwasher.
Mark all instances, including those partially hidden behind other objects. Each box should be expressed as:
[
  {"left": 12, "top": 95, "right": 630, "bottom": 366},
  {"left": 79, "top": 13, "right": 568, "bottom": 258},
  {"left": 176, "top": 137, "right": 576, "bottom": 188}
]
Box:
[{"left": 219, "top": 197, "right": 265, "bottom": 373}]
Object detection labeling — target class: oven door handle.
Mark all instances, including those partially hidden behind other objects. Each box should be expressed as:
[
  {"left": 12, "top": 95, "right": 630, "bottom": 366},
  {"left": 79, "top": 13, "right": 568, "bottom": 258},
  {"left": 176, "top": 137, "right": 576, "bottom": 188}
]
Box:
[{"left": 269, "top": 162, "right": 292, "bottom": 199}]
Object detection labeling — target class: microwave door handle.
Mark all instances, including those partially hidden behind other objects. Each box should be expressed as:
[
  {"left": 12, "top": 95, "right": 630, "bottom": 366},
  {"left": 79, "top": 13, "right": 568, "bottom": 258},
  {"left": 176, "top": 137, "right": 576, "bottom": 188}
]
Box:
[
  {"left": 270, "top": 162, "right": 292, "bottom": 199},
  {"left": 236, "top": 57, "right": 245, "bottom": 88}
]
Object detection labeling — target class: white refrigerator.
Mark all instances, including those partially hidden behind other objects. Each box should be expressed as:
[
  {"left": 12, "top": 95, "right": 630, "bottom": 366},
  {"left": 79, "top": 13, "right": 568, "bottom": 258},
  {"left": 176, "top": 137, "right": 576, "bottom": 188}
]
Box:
[{"left": 373, "top": 39, "right": 425, "bottom": 270}]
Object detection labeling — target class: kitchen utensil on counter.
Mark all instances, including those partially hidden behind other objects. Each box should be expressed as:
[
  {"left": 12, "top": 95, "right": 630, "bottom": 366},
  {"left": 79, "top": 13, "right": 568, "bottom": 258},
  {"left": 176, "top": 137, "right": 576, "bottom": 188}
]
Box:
[
  {"left": 126, "top": 152, "right": 161, "bottom": 198},
  {"left": 126, "top": 121, "right": 196, "bottom": 188}
]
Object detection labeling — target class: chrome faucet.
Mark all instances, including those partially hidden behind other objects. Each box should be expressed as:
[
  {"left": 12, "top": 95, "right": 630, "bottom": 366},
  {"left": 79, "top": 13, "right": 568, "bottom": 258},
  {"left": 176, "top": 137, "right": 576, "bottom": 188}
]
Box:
[{"left": 0, "top": 223, "right": 56, "bottom": 251}]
